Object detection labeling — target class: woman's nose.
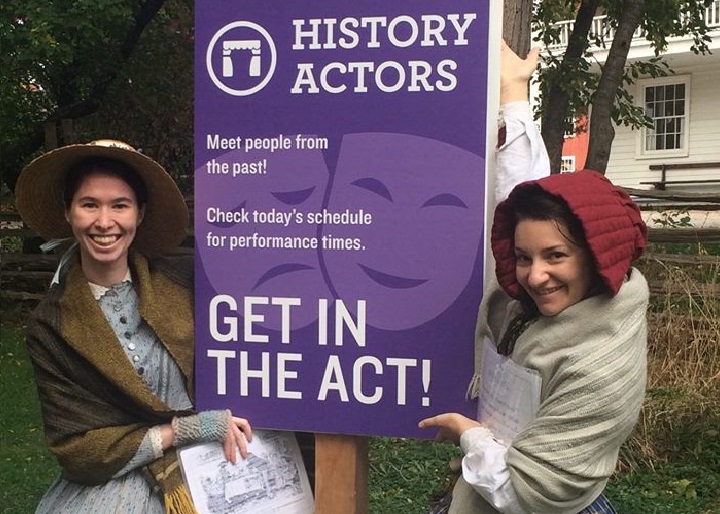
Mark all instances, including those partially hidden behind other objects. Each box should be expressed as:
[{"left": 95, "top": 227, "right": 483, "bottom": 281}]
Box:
[
  {"left": 94, "top": 207, "right": 114, "bottom": 229},
  {"left": 527, "top": 261, "right": 549, "bottom": 286}
]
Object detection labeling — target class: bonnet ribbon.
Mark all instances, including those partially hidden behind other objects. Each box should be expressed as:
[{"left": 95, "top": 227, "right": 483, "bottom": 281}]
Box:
[{"left": 40, "top": 238, "right": 78, "bottom": 287}]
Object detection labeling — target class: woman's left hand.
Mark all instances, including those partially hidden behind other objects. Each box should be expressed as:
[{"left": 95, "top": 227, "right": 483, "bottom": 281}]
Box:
[
  {"left": 418, "top": 413, "right": 481, "bottom": 445},
  {"left": 499, "top": 39, "right": 541, "bottom": 104},
  {"left": 224, "top": 415, "right": 253, "bottom": 463}
]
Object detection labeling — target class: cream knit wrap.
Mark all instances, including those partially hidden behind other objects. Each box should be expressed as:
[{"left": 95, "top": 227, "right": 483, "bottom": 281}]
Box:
[{"left": 454, "top": 268, "right": 649, "bottom": 514}]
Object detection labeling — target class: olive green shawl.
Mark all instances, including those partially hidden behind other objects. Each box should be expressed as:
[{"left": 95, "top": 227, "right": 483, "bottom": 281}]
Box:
[{"left": 25, "top": 251, "right": 197, "bottom": 512}]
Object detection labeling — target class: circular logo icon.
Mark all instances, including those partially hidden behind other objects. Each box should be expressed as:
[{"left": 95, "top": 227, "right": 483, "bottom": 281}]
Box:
[{"left": 206, "top": 21, "right": 277, "bottom": 96}]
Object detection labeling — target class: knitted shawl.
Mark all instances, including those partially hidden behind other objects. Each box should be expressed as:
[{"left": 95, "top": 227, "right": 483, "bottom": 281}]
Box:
[
  {"left": 25, "top": 251, "right": 196, "bottom": 511},
  {"left": 455, "top": 268, "right": 648, "bottom": 514}
]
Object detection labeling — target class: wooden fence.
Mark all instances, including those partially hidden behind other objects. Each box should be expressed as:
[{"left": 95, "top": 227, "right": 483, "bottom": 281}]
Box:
[{"left": 2, "top": 189, "right": 719, "bottom": 302}]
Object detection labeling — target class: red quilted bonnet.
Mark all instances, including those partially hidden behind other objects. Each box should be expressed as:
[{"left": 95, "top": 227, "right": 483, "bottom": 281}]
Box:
[{"left": 491, "top": 169, "right": 648, "bottom": 300}]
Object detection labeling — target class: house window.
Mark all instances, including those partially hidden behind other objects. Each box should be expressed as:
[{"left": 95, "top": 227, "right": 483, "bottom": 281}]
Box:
[
  {"left": 640, "top": 76, "right": 690, "bottom": 156},
  {"left": 560, "top": 156, "right": 576, "bottom": 173}
]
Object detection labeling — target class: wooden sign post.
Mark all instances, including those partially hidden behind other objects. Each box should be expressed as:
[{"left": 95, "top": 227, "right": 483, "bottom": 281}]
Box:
[{"left": 315, "top": 435, "right": 369, "bottom": 514}]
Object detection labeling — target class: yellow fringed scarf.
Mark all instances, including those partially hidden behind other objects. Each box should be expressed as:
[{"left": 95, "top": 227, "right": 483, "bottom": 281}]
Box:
[{"left": 150, "top": 452, "right": 199, "bottom": 514}]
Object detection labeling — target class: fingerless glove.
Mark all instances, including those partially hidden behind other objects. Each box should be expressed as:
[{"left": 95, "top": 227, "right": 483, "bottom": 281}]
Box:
[{"left": 171, "top": 409, "right": 231, "bottom": 447}]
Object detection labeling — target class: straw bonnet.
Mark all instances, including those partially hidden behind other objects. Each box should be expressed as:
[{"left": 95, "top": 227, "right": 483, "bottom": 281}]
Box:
[
  {"left": 491, "top": 169, "right": 647, "bottom": 299},
  {"left": 15, "top": 139, "right": 188, "bottom": 257}
]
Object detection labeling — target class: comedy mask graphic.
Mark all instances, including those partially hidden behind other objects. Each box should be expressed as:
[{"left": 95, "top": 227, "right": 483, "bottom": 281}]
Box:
[{"left": 196, "top": 132, "right": 484, "bottom": 332}]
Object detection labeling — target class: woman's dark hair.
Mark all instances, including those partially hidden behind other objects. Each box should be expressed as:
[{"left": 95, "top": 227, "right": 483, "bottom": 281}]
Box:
[
  {"left": 63, "top": 157, "right": 148, "bottom": 209},
  {"left": 511, "top": 184, "right": 586, "bottom": 247}
]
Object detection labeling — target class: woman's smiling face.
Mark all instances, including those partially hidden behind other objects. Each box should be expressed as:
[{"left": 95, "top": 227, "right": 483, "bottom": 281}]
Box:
[
  {"left": 514, "top": 218, "right": 594, "bottom": 316},
  {"left": 66, "top": 171, "right": 144, "bottom": 282}
]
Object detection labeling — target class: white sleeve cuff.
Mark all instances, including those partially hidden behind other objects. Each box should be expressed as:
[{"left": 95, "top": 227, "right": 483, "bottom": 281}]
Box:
[
  {"left": 111, "top": 426, "right": 165, "bottom": 478},
  {"left": 459, "top": 427, "right": 530, "bottom": 513},
  {"left": 148, "top": 425, "right": 164, "bottom": 459},
  {"left": 499, "top": 101, "right": 534, "bottom": 120},
  {"left": 494, "top": 100, "right": 550, "bottom": 204}
]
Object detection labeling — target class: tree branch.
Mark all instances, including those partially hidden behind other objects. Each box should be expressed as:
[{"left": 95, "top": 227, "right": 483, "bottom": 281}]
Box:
[
  {"left": 2, "top": 0, "right": 168, "bottom": 192},
  {"left": 585, "top": 0, "right": 646, "bottom": 173},
  {"left": 51, "top": 0, "right": 167, "bottom": 122},
  {"left": 540, "top": 0, "right": 600, "bottom": 173}
]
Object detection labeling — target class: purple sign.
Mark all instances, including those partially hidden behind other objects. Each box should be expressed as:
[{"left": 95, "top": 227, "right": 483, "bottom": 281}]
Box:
[{"left": 194, "top": 0, "right": 491, "bottom": 438}]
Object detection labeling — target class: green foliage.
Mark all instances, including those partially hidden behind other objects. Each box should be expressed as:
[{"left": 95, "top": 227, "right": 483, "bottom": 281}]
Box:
[
  {"left": 651, "top": 209, "right": 694, "bottom": 228},
  {"left": 613, "top": 57, "right": 673, "bottom": 129},
  {"left": 77, "top": 0, "right": 194, "bottom": 191},
  {"left": 531, "top": 0, "right": 713, "bottom": 138},
  {"left": 535, "top": 52, "right": 595, "bottom": 126},
  {"left": 0, "top": 236, "right": 22, "bottom": 253},
  {"left": 640, "top": 0, "right": 715, "bottom": 55},
  {"left": 647, "top": 241, "right": 720, "bottom": 257},
  {"left": 0, "top": 0, "right": 133, "bottom": 140},
  {"left": 0, "top": 0, "right": 194, "bottom": 194}
]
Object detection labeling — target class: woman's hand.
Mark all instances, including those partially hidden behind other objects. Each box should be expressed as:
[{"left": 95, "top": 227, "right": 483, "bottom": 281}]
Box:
[
  {"left": 499, "top": 39, "right": 541, "bottom": 104},
  {"left": 418, "top": 413, "right": 481, "bottom": 445},
  {"left": 164, "top": 410, "right": 253, "bottom": 463},
  {"left": 223, "top": 415, "right": 252, "bottom": 464}
]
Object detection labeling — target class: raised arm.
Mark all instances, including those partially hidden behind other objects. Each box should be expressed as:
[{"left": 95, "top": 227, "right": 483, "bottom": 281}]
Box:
[{"left": 495, "top": 40, "right": 550, "bottom": 203}]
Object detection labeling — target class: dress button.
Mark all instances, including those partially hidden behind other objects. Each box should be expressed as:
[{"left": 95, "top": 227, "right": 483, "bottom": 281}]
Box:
[
  {"left": 128, "top": 343, "right": 136, "bottom": 351},
  {"left": 120, "top": 316, "right": 127, "bottom": 324},
  {"left": 133, "top": 355, "right": 140, "bottom": 362},
  {"left": 138, "top": 367, "right": 145, "bottom": 375},
  {"left": 124, "top": 332, "right": 132, "bottom": 339}
]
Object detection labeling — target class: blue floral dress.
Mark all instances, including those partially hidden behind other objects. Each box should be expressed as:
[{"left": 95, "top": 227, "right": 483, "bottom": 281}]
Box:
[{"left": 36, "top": 278, "right": 193, "bottom": 514}]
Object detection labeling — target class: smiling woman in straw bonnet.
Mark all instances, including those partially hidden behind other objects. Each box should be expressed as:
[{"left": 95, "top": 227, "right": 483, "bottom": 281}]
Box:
[{"left": 16, "top": 140, "right": 253, "bottom": 514}]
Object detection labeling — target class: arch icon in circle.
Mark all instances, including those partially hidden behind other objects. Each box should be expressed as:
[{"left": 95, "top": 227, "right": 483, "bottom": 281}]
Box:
[{"left": 206, "top": 21, "right": 276, "bottom": 96}]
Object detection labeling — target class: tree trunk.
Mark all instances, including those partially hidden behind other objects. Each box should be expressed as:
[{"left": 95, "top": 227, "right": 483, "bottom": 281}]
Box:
[
  {"left": 540, "top": 0, "right": 600, "bottom": 173},
  {"left": 503, "top": 0, "right": 533, "bottom": 57},
  {"left": 585, "top": 0, "right": 646, "bottom": 174}
]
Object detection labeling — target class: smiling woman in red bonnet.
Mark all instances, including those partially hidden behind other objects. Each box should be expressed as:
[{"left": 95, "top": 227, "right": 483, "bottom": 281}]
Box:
[{"left": 419, "top": 43, "right": 649, "bottom": 514}]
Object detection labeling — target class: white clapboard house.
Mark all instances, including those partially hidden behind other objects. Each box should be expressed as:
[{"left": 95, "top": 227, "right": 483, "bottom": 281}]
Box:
[{"left": 543, "top": 1, "right": 720, "bottom": 191}]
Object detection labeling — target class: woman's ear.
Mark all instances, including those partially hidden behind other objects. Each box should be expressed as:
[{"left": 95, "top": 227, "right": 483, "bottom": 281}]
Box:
[{"left": 138, "top": 206, "right": 146, "bottom": 225}]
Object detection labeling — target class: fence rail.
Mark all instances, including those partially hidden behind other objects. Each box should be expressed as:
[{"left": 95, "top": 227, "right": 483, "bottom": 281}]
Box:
[{"left": 3, "top": 186, "right": 718, "bottom": 300}]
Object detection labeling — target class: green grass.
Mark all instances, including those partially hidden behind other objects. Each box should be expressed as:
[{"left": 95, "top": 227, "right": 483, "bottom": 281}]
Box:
[
  {"left": 0, "top": 318, "right": 60, "bottom": 514},
  {"left": 2, "top": 307, "right": 719, "bottom": 514},
  {"left": 369, "top": 437, "right": 460, "bottom": 514},
  {"left": 607, "top": 460, "right": 720, "bottom": 514},
  {"left": 368, "top": 437, "right": 720, "bottom": 514}
]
